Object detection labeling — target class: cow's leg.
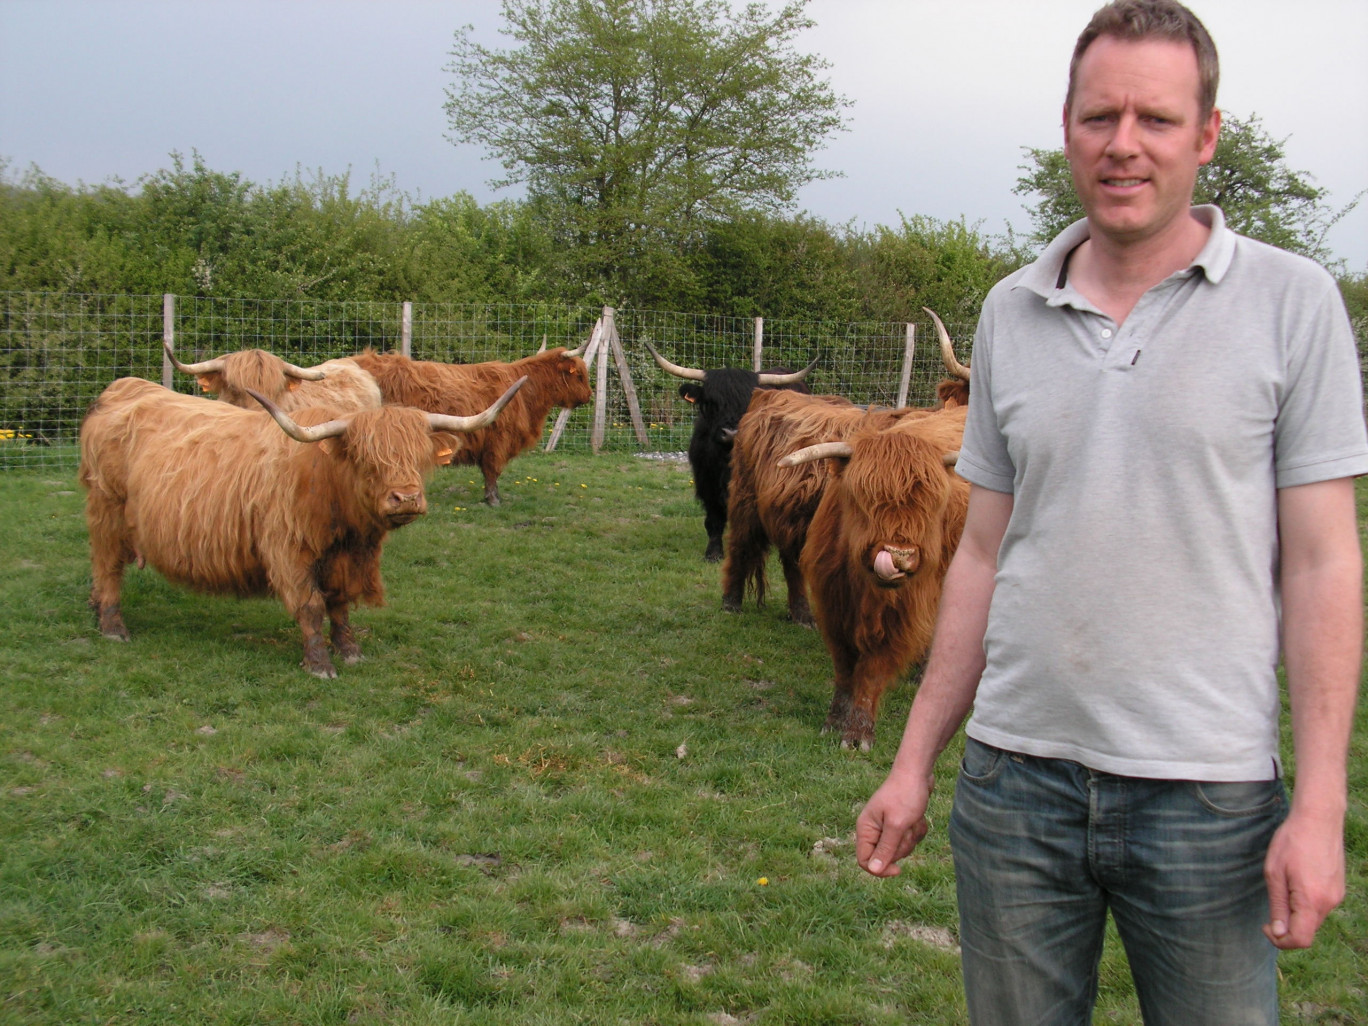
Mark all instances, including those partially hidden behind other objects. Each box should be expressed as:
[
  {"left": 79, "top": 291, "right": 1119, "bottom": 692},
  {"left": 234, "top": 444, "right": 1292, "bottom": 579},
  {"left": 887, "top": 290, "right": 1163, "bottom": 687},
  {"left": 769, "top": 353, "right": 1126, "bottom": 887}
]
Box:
[
  {"left": 822, "top": 645, "right": 859, "bottom": 737},
  {"left": 721, "top": 517, "right": 767, "bottom": 613},
  {"left": 85, "top": 494, "right": 133, "bottom": 641},
  {"left": 328, "top": 603, "right": 363, "bottom": 665},
  {"left": 297, "top": 600, "right": 338, "bottom": 678},
  {"left": 276, "top": 572, "right": 338, "bottom": 678},
  {"left": 481, "top": 456, "right": 502, "bottom": 507},
  {"left": 841, "top": 652, "right": 904, "bottom": 751},
  {"left": 779, "top": 551, "right": 813, "bottom": 627}
]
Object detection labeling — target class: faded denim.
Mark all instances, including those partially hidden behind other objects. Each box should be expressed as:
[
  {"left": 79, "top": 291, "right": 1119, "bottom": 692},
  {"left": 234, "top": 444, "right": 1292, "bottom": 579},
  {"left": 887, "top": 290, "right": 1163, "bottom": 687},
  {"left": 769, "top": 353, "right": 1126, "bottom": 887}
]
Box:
[{"left": 948, "top": 738, "right": 1287, "bottom": 1026}]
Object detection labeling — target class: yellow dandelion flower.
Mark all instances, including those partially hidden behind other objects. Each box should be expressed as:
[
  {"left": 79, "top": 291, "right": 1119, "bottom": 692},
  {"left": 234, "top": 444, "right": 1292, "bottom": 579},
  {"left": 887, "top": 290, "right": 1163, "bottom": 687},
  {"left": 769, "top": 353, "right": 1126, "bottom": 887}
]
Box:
[{"left": 757, "top": 877, "right": 769, "bottom": 886}]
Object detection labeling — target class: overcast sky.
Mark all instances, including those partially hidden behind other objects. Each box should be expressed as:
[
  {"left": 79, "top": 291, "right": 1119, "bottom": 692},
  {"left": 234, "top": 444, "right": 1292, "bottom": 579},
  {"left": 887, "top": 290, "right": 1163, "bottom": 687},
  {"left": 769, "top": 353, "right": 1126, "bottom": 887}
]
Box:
[{"left": 2, "top": 0, "right": 1365, "bottom": 271}]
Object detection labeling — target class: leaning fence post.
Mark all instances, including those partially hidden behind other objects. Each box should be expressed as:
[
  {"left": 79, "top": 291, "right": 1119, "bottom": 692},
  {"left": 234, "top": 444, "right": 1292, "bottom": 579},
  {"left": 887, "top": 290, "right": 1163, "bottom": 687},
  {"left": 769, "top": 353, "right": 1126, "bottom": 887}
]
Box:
[
  {"left": 753, "top": 316, "right": 764, "bottom": 372},
  {"left": 161, "top": 293, "right": 176, "bottom": 389},
  {"left": 545, "top": 318, "right": 604, "bottom": 451},
  {"left": 606, "top": 309, "right": 650, "bottom": 447},
  {"left": 401, "top": 301, "right": 413, "bottom": 358},
  {"left": 896, "top": 322, "right": 916, "bottom": 408},
  {"left": 591, "top": 306, "right": 613, "bottom": 453}
]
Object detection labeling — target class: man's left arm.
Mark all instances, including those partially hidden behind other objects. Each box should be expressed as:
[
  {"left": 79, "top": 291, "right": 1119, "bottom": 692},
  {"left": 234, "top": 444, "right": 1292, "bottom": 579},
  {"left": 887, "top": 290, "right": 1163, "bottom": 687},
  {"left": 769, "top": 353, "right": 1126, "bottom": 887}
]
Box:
[{"left": 1265, "top": 476, "right": 1363, "bottom": 949}]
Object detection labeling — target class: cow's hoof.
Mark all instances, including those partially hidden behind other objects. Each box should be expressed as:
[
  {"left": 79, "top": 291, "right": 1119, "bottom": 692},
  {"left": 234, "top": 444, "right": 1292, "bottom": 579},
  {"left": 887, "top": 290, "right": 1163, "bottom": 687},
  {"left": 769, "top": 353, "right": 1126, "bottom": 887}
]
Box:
[
  {"left": 340, "top": 651, "right": 364, "bottom": 666},
  {"left": 97, "top": 609, "right": 130, "bottom": 641},
  {"left": 305, "top": 663, "right": 339, "bottom": 679},
  {"left": 721, "top": 598, "right": 742, "bottom": 613}
]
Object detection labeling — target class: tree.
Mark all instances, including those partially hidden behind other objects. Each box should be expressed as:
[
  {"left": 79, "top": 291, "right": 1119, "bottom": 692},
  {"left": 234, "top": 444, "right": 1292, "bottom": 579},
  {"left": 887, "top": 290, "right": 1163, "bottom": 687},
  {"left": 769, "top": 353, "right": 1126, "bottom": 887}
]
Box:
[
  {"left": 1013, "top": 112, "right": 1362, "bottom": 264},
  {"left": 443, "top": 0, "right": 849, "bottom": 305}
]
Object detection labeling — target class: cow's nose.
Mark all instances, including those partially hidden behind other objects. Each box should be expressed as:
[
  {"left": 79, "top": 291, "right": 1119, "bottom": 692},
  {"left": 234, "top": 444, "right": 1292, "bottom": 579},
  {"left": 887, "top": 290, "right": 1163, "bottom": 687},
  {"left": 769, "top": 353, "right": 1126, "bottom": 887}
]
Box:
[{"left": 388, "top": 489, "right": 425, "bottom": 512}]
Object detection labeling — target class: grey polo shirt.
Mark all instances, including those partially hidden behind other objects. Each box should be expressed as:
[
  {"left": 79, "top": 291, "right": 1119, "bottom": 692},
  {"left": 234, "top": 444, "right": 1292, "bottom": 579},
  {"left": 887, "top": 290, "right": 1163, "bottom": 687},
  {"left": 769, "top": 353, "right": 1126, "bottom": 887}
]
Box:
[{"left": 957, "top": 206, "right": 1368, "bottom": 780}]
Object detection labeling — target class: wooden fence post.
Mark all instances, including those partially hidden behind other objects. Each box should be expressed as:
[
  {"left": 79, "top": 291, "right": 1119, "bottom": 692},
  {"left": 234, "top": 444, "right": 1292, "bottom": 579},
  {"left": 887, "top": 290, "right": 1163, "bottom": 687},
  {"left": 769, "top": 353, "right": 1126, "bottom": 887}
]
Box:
[
  {"left": 545, "top": 317, "right": 604, "bottom": 451},
  {"left": 401, "top": 301, "right": 412, "bottom": 358},
  {"left": 606, "top": 308, "right": 650, "bottom": 447},
  {"left": 753, "top": 316, "right": 764, "bottom": 371},
  {"left": 591, "top": 306, "right": 613, "bottom": 452},
  {"left": 161, "top": 293, "right": 175, "bottom": 389},
  {"left": 896, "top": 322, "right": 916, "bottom": 408}
]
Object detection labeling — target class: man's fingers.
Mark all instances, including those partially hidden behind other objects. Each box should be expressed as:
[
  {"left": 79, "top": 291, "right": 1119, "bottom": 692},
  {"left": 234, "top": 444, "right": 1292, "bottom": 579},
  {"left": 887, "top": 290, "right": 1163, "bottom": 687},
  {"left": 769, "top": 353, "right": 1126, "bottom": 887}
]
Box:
[{"left": 863, "top": 817, "right": 928, "bottom": 877}]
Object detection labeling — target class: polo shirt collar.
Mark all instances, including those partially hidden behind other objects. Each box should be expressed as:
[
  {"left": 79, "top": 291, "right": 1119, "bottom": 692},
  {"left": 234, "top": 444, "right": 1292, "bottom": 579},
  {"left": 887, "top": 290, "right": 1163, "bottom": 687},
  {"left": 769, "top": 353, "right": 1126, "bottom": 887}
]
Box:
[{"left": 1015, "top": 204, "right": 1236, "bottom": 301}]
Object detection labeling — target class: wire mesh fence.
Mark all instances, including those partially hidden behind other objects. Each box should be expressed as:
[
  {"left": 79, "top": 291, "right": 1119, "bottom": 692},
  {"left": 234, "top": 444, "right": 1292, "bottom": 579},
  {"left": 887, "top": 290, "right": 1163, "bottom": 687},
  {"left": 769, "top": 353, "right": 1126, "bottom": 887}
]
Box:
[{"left": 0, "top": 291, "right": 976, "bottom": 471}]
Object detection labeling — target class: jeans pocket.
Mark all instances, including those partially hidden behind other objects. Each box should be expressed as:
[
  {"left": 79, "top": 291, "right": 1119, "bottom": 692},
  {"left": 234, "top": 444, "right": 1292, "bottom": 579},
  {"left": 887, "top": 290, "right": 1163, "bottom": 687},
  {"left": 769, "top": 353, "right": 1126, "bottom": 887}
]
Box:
[
  {"left": 1192, "top": 778, "right": 1285, "bottom": 816},
  {"left": 960, "top": 737, "right": 1006, "bottom": 783}
]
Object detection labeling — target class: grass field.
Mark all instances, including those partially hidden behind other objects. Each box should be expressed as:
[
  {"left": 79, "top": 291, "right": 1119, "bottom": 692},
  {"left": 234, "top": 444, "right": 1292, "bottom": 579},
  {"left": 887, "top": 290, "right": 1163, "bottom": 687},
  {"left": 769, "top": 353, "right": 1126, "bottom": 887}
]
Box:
[{"left": 1, "top": 453, "right": 1364, "bottom": 1025}]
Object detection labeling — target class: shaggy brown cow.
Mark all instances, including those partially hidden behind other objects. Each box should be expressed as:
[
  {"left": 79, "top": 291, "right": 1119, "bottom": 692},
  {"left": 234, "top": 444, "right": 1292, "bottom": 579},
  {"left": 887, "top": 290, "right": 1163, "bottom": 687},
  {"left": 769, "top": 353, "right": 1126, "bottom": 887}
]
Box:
[
  {"left": 79, "top": 375, "right": 525, "bottom": 677},
  {"left": 349, "top": 345, "right": 592, "bottom": 506},
  {"left": 722, "top": 391, "right": 915, "bottom": 625},
  {"left": 164, "top": 343, "right": 383, "bottom": 411},
  {"left": 787, "top": 405, "right": 968, "bottom": 750},
  {"left": 722, "top": 309, "right": 971, "bottom": 627}
]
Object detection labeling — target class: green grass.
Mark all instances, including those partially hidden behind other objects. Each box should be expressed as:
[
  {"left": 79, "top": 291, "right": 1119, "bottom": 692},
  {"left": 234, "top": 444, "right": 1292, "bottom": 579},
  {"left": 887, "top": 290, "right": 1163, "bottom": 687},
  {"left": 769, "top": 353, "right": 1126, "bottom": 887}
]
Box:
[{"left": 1, "top": 457, "right": 1364, "bottom": 1025}]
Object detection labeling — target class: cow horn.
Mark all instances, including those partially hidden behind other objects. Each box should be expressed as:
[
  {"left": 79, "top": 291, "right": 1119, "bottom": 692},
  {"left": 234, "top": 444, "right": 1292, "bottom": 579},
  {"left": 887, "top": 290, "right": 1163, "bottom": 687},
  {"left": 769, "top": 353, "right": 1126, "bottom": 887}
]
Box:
[
  {"left": 943, "top": 450, "right": 960, "bottom": 466},
  {"left": 777, "top": 440, "right": 854, "bottom": 467},
  {"left": 426, "top": 375, "right": 528, "bottom": 433},
  {"left": 924, "top": 307, "right": 970, "bottom": 381},
  {"left": 565, "top": 336, "right": 589, "bottom": 359},
  {"left": 247, "top": 389, "right": 352, "bottom": 442},
  {"left": 757, "top": 354, "right": 819, "bottom": 386},
  {"left": 163, "top": 341, "right": 225, "bottom": 376},
  {"left": 282, "top": 360, "right": 328, "bottom": 381},
  {"left": 537, "top": 335, "right": 548, "bottom": 354},
  {"left": 644, "top": 341, "right": 705, "bottom": 381}
]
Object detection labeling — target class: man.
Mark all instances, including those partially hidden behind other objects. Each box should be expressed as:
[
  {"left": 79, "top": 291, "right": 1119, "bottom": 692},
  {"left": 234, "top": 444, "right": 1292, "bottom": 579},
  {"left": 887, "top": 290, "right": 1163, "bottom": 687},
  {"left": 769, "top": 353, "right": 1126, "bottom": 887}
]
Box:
[{"left": 855, "top": 1, "right": 1367, "bottom": 1023}]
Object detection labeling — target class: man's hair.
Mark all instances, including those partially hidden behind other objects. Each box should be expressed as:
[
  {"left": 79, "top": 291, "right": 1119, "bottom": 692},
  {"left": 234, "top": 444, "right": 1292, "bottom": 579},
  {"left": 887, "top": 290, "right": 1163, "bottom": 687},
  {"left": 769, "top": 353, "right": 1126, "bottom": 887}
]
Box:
[{"left": 1066, "top": 0, "right": 1219, "bottom": 117}]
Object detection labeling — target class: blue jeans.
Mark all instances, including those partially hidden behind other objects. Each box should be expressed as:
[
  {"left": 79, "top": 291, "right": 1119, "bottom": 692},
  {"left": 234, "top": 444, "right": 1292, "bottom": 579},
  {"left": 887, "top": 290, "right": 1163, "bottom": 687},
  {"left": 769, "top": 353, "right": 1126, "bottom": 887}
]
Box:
[{"left": 948, "top": 738, "right": 1287, "bottom": 1026}]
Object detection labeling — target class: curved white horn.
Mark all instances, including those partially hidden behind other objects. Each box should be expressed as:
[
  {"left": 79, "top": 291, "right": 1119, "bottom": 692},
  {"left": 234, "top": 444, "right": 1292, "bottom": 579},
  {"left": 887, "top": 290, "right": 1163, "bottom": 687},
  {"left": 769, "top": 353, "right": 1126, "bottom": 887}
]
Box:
[
  {"left": 247, "top": 389, "right": 351, "bottom": 442},
  {"left": 427, "top": 376, "right": 528, "bottom": 433},
  {"left": 281, "top": 360, "right": 328, "bottom": 381},
  {"left": 777, "top": 440, "right": 854, "bottom": 467},
  {"left": 924, "top": 307, "right": 970, "bottom": 381},
  {"left": 943, "top": 449, "right": 961, "bottom": 467},
  {"left": 644, "top": 341, "right": 705, "bottom": 381},
  {"left": 757, "top": 353, "right": 820, "bottom": 386},
  {"left": 163, "top": 341, "right": 225, "bottom": 376}
]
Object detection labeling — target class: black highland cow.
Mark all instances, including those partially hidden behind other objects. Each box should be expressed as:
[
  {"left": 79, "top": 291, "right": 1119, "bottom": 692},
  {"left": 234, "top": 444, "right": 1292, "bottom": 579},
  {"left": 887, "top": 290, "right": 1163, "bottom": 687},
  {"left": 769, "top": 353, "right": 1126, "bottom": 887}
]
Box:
[{"left": 646, "top": 342, "right": 817, "bottom": 561}]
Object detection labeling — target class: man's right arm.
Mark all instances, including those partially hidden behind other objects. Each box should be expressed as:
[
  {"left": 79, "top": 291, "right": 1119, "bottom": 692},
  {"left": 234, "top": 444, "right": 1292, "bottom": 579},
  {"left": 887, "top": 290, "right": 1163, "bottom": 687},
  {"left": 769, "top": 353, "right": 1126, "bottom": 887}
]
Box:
[{"left": 856, "top": 484, "right": 1013, "bottom": 877}]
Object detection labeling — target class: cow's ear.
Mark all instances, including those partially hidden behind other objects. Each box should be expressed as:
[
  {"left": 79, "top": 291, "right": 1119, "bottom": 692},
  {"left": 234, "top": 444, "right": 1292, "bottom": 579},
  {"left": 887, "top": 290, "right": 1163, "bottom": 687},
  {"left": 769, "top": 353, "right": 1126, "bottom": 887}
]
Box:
[
  {"left": 286, "top": 378, "right": 301, "bottom": 392},
  {"left": 431, "top": 432, "right": 460, "bottom": 466},
  {"left": 196, "top": 372, "right": 222, "bottom": 395},
  {"left": 316, "top": 438, "right": 340, "bottom": 457},
  {"left": 680, "top": 384, "right": 702, "bottom": 403}
]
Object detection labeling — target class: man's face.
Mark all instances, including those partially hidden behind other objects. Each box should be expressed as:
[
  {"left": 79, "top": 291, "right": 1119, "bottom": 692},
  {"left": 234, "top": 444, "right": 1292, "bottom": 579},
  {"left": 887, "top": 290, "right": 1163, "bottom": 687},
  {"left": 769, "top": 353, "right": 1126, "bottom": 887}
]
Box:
[{"left": 1064, "top": 35, "right": 1220, "bottom": 248}]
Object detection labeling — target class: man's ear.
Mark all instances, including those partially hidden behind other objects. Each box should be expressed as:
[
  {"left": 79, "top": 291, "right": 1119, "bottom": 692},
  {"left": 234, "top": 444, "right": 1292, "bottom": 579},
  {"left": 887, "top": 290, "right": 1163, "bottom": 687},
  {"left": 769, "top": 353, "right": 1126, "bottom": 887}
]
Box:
[{"left": 1198, "top": 107, "right": 1221, "bottom": 166}]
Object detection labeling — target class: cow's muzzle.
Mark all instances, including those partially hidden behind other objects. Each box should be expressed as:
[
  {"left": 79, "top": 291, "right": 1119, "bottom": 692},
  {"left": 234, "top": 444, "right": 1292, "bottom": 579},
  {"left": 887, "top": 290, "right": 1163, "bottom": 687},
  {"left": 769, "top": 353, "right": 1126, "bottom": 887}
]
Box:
[
  {"left": 873, "top": 545, "right": 919, "bottom": 583},
  {"left": 385, "top": 490, "right": 427, "bottom": 526}
]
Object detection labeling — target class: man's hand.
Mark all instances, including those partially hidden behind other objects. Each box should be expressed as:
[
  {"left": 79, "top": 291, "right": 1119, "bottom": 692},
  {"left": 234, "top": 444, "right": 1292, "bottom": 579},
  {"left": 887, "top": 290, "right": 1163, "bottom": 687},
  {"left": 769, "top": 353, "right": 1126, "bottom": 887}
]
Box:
[
  {"left": 855, "top": 772, "right": 935, "bottom": 877},
  {"left": 1262, "top": 809, "right": 1346, "bottom": 949}
]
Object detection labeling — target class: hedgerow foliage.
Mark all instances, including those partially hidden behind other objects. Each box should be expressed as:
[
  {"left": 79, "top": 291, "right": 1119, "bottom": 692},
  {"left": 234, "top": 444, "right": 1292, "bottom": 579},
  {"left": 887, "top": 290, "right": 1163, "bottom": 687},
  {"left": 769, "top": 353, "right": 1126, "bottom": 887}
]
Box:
[{"left": 0, "top": 153, "right": 1026, "bottom": 321}]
